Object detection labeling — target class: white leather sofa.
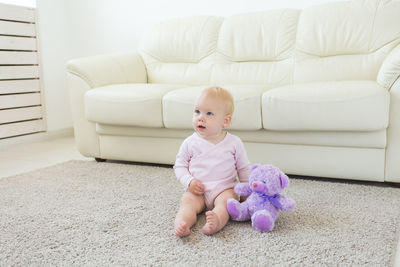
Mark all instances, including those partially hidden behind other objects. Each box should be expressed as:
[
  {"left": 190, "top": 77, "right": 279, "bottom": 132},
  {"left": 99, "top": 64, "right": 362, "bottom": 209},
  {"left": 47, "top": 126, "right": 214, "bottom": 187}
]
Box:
[{"left": 67, "top": 0, "right": 400, "bottom": 183}]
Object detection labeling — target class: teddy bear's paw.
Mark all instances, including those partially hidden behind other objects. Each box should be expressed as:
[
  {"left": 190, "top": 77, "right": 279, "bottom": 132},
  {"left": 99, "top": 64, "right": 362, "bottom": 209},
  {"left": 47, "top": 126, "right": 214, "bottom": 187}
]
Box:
[
  {"left": 227, "top": 198, "right": 240, "bottom": 219},
  {"left": 227, "top": 198, "right": 250, "bottom": 221},
  {"left": 251, "top": 210, "right": 275, "bottom": 232}
]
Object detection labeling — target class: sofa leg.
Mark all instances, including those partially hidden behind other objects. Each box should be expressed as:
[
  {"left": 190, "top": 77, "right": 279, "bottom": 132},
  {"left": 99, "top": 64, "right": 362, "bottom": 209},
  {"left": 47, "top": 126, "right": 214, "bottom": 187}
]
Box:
[{"left": 95, "top": 157, "right": 107, "bottom": 162}]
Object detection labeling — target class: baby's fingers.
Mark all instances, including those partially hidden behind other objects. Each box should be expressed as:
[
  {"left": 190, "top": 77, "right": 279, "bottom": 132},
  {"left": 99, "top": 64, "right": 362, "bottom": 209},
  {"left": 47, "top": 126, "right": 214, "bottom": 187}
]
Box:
[
  {"left": 195, "top": 186, "right": 203, "bottom": 192},
  {"left": 195, "top": 186, "right": 204, "bottom": 195}
]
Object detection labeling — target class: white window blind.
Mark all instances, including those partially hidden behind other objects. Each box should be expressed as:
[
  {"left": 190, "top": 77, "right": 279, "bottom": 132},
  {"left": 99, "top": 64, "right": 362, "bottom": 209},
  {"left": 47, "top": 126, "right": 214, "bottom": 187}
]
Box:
[{"left": 0, "top": 3, "right": 46, "bottom": 139}]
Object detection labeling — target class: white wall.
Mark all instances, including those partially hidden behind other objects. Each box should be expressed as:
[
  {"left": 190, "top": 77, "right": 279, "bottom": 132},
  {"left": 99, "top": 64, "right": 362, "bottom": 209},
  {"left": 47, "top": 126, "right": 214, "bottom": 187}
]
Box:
[
  {"left": 0, "top": 0, "right": 35, "bottom": 7},
  {"left": 36, "top": 0, "right": 70, "bottom": 131},
  {"left": 37, "top": 0, "right": 344, "bottom": 131}
]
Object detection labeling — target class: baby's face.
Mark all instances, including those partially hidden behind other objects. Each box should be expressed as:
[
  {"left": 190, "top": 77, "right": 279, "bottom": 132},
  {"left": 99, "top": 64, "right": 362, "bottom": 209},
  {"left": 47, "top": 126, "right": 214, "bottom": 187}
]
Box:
[{"left": 192, "top": 93, "right": 231, "bottom": 142}]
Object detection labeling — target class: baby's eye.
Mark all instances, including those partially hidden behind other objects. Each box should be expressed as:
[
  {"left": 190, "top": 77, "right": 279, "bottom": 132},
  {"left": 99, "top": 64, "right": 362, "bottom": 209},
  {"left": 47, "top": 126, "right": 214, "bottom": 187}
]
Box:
[
  {"left": 194, "top": 110, "right": 200, "bottom": 114},
  {"left": 206, "top": 112, "right": 214, "bottom": 116}
]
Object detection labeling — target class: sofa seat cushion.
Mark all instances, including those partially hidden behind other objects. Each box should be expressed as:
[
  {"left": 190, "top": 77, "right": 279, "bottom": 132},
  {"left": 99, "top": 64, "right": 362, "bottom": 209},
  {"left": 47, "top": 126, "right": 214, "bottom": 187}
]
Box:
[
  {"left": 85, "top": 83, "right": 184, "bottom": 127},
  {"left": 262, "top": 81, "right": 389, "bottom": 131},
  {"left": 163, "top": 85, "right": 265, "bottom": 130}
]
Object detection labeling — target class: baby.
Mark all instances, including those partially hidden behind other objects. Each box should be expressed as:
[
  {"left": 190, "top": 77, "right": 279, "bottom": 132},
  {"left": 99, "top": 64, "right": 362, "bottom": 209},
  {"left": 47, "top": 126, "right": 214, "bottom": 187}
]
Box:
[{"left": 173, "top": 86, "right": 251, "bottom": 237}]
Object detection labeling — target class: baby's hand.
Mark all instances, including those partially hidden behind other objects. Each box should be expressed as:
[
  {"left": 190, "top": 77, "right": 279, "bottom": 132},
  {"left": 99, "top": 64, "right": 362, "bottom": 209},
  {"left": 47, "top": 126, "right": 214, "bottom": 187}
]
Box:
[{"left": 189, "top": 179, "right": 205, "bottom": 195}]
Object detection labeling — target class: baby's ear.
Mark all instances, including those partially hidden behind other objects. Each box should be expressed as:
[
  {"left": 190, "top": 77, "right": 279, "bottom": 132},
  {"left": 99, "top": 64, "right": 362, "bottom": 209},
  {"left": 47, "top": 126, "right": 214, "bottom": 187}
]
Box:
[
  {"left": 279, "top": 172, "right": 289, "bottom": 188},
  {"left": 223, "top": 114, "right": 232, "bottom": 127},
  {"left": 251, "top": 164, "right": 261, "bottom": 171}
]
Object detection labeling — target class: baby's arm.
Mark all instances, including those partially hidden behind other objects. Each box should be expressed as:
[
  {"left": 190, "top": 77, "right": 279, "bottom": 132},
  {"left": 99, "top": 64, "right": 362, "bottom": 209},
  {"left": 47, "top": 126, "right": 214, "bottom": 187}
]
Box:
[
  {"left": 173, "top": 140, "right": 194, "bottom": 190},
  {"left": 234, "top": 137, "right": 251, "bottom": 183}
]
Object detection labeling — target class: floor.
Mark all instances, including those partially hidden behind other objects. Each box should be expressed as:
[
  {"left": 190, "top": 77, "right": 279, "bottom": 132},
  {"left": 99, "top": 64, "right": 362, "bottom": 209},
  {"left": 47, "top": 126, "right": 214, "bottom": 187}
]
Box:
[
  {"left": 0, "top": 132, "right": 89, "bottom": 178},
  {"left": 0, "top": 132, "right": 399, "bottom": 266}
]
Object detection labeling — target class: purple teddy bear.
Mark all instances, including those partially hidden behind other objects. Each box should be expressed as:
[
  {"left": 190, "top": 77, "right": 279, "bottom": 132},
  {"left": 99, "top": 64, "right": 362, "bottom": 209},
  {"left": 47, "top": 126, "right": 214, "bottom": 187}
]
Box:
[{"left": 227, "top": 164, "right": 295, "bottom": 232}]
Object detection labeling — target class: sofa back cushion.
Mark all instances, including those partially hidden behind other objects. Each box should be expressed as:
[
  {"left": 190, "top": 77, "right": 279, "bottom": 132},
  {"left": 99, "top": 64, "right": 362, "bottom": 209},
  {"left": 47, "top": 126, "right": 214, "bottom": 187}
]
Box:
[
  {"left": 295, "top": 0, "right": 400, "bottom": 83},
  {"left": 212, "top": 9, "right": 299, "bottom": 86},
  {"left": 139, "top": 9, "right": 299, "bottom": 86},
  {"left": 217, "top": 10, "right": 298, "bottom": 62},
  {"left": 139, "top": 0, "right": 400, "bottom": 85},
  {"left": 139, "top": 16, "right": 223, "bottom": 85},
  {"left": 140, "top": 16, "right": 222, "bottom": 63}
]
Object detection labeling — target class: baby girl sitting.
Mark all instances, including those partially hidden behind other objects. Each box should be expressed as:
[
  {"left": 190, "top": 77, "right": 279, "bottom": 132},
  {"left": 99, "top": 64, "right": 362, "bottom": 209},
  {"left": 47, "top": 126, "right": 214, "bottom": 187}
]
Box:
[{"left": 173, "top": 86, "right": 251, "bottom": 237}]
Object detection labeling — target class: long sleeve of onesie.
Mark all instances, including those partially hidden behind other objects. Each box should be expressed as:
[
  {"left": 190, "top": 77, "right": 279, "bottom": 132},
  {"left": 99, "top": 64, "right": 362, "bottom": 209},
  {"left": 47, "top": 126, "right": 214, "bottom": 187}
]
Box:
[
  {"left": 234, "top": 138, "right": 251, "bottom": 183},
  {"left": 173, "top": 139, "right": 194, "bottom": 190}
]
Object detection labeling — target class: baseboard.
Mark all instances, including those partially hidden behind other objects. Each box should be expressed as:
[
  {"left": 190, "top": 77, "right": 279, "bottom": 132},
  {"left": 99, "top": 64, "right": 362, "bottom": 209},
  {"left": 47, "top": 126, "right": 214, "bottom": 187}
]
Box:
[{"left": 0, "top": 127, "right": 74, "bottom": 148}]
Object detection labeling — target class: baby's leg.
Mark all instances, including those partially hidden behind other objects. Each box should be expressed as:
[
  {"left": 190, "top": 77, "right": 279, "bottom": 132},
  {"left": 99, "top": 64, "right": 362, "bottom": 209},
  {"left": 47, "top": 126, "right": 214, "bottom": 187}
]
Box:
[
  {"left": 174, "top": 191, "right": 205, "bottom": 237},
  {"left": 202, "top": 188, "right": 237, "bottom": 235}
]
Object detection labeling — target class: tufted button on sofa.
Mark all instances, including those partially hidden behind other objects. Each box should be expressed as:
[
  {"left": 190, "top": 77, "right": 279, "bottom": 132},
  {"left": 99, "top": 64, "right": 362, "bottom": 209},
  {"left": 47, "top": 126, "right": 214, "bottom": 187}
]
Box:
[{"left": 67, "top": 0, "right": 400, "bottom": 182}]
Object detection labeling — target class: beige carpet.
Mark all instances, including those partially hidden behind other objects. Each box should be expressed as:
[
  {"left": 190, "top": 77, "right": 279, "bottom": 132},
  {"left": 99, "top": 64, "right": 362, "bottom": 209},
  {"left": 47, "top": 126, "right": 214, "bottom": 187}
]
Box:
[{"left": 0, "top": 160, "right": 399, "bottom": 266}]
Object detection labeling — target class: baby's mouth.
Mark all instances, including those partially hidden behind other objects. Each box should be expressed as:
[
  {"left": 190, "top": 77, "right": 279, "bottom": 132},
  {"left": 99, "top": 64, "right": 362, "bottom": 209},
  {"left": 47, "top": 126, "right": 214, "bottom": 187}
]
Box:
[{"left": 198, "top": 125, "right": 206, "bottom": 129}]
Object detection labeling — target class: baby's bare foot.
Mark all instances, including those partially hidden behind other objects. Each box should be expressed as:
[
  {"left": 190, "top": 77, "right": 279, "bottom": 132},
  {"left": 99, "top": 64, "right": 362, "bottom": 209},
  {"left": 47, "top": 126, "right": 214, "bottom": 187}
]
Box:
[
  {"left": 174, "top": 221, "right": 191, "bottom": 237},
  {"left": 202, "top": 211, "right": 220, "bottom": 235}
]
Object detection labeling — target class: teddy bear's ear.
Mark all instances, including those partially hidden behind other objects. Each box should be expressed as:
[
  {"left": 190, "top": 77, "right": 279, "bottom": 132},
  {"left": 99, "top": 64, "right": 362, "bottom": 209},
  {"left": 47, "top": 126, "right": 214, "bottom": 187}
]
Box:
[
  {"left": 251, "top": 164, "right": 261, "bottom": 171},
  {"left": 280, "top": 172, "right": 290, "bottom": 188}
]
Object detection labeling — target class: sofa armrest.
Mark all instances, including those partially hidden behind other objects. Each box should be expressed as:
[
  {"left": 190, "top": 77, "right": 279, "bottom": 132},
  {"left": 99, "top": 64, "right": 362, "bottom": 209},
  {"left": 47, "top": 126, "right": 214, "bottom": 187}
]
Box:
[
  {"left": 67, "top": 52, "right": 147, "bottom": 88},
  {"left": 377, "top": 44, "right": 400, "bottom": 90},
  {"left": 66, "top": 52, "right": 147, "bottom": 158},
  {"left": 385, "top": 76, "right": 400, "bottom": 182}
]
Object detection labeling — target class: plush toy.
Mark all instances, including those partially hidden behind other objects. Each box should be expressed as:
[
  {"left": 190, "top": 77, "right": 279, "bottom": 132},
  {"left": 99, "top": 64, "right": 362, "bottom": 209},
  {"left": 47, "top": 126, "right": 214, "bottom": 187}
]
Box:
[{"left": 227, "top": 164, "right": 295, "bottom": 232}]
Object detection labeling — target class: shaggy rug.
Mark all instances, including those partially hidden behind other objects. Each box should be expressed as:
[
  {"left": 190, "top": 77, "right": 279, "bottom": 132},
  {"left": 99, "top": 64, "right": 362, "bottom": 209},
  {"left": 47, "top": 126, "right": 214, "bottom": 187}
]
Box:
[{"left": 0, "top": 160, "right": 399, "bottom": 266}]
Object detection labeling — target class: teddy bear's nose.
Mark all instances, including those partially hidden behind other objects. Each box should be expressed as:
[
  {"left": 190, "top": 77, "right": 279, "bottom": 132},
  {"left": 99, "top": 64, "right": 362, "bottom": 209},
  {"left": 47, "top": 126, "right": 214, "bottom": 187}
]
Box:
[{"left": 253, "top": 183, "right": 257, "bottom": 188}]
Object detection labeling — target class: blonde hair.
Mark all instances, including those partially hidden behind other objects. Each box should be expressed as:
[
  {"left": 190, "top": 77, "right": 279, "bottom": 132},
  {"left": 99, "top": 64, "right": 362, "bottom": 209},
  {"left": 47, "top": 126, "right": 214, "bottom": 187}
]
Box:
[{"left": 201, "top": 86, "right": 234, "bottom": 115}]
